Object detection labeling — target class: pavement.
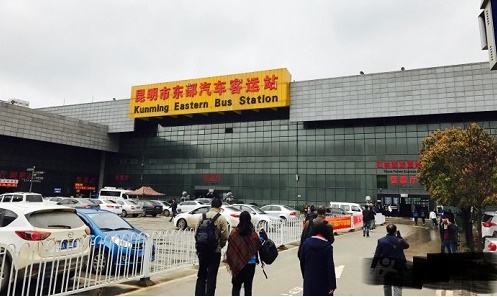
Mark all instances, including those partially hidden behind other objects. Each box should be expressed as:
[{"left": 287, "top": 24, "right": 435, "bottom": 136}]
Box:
[{"left": 78, "top": 217, "right": 478, "bottom": 296}]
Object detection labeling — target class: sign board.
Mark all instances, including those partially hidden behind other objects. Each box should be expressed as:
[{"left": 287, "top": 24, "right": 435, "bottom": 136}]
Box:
[
  {"left": 129, "top": 68, "right": 291, "bottom": 118},
  {"left": 481, "top": 0, "right": 497, "bottom": 70},
  {"left": 54, "top": 188, "right": 61, "bottom": 194},
  {"left": 0, "top": 179, "right": 18, "bottom": 188}
]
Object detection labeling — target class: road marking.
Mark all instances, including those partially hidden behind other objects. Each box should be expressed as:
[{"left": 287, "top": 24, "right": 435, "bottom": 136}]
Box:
[
  {"left": 335, "top": 265, "right": 344, "bottom": 279},
  {"left": 281, "top": 287, "right": 303, "bottom": 295}
]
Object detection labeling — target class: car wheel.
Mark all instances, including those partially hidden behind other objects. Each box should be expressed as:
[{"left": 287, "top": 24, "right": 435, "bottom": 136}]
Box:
[
  {"left": 177, "top": 219, "right": 187, "bottom": 230},
  {"left": 257, "top": 220, "right": 267, "bottom": 230},
  {"left": 0, "top": 253, "right": 10, "bottom": 293},
  {"left": 141, "top": 210, "right": 147, "bottom": 217},
  {"left": 92, "top": 251, "right": 109, "bottom": 274},
  {"left": 121, "top": 210, "right": 128, "bottom": 217},
  {"left": 164, "top": 209, "right": 170, "bottom": 217}
]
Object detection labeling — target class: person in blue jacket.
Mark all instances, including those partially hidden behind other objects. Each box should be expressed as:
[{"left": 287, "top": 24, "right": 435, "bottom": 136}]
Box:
[
  {"left": 371, "top": 224, "right": 409, "bottom": 296},
  {"left": 299, "top": 221, "right": 336, "bottom": 296}
]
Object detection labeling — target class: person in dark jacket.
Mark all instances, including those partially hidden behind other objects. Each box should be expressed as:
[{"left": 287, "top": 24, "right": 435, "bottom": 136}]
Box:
[
  {"left": 169, "top": 198, "right": 178, "bottom": 222},
  {"left": 363, "top": 206, "right": 375, "bottom": 237},
  {"left": 298, "top": 206, "right": 334, "bottom": 259},
  {"left": 299, "top": 221, "right": 336, "bottom": 296},
  {"left": 439, "top": 214, "right": 458, "bottom": 253},
  {"left": 371, "top": 224, "right": 409, "bottom": 296}
]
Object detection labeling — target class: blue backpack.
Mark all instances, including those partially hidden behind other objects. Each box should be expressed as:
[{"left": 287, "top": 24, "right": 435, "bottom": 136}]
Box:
[{"left": 195, "top": 213, "right": 221, "bottom": 253}]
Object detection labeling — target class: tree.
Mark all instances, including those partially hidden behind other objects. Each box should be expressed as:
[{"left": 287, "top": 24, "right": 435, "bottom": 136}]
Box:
[{"left": 418, "top": 123, "right": 497, "bottom": 252}]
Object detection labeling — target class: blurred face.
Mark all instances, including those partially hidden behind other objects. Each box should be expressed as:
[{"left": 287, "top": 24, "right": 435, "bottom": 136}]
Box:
[{"left": 442, "top": 218, "right": 449, "bottom": 224}]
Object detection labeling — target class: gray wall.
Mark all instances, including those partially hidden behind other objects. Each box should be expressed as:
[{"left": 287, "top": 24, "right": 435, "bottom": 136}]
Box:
[
  {"left": 289, "top": 62, "right": 496, "bottom": 122},
  {"left": 39, "top": 99, "right": 134, "bottom": 133},
  {"left": 0, "top": 102, "right": 119, "bottom": 152}
]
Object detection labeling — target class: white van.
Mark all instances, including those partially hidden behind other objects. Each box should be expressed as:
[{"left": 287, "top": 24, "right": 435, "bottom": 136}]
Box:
[
  {"left": 329, "top": 202, "right": 363, "bottom": 215},
  {"left": 98, "top": 187, "right": 136, "bottom": 200}
]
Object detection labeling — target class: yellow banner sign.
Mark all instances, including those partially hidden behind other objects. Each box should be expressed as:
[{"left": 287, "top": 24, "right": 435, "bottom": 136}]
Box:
[{"left": 129, "top": 68, "right": 291, "bottom": 118}]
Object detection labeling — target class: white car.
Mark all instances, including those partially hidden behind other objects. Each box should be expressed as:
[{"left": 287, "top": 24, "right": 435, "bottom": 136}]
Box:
[
  {"left": 0, "top": 203, "right": 90, "bottom": 292},
  {"left": 0, "top": 192, "right": 44, "bottom": 203},
  {"left": 115, "top": 199, "right": 143, "bottom": 217},
  {"left": 482, "top": 211, "right": 497, "bottom": 238},
  {"left": 90, "top": 198, "right": 123, "bottom": 216},
  {"left": 173, "top": 205, "right": 242, "bottom": 230},
  {"left": 176, "top": 201, "right": 206, "bottom": 214},
  {"left": 231, "top": 204, "right": 282, "bottom": 230},
  {"left": 260, "top": 204, "right": 301, "bottom": 221}
]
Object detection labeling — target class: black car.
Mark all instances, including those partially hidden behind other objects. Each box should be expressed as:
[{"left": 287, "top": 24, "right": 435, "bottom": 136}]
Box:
[{"left": 139, "top": 200, "right": 163, "bottom": 217}]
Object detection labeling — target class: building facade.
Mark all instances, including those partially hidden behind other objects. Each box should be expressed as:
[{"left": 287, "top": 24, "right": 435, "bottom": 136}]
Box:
[{"left": 1, "top": 62, "right": 496, "bottom": 215}]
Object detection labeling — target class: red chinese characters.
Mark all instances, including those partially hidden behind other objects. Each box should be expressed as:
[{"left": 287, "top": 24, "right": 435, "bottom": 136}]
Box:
[
  {"left": 133, "top": 73, "right": 282, "bottom": 103},
  {"left": 264, "top": 74, "right": 278, "bottom": 90},
  {"left": 203, "top": 174, "right": 222, "bottom": 183},
  {"left": 230, "top": 79, "right": 243, "bottom": 94},
  {"left": 245, "top": 77, "right": 260, "bottom": 92},
  {"left": 376, "top": 160, "right": 420, "bottom": 169}
]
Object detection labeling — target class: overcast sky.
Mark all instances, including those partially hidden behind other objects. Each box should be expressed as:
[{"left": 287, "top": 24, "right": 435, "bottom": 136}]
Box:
[{"left": 0, "top": 0, "right": 488, "bottom": 108}]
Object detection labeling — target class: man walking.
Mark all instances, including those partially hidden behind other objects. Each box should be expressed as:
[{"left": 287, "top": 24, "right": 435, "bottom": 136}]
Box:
[
  {"left": 371, "top": 224, "right": 409, "bottom": 296},
  {"left": 169, "top": 198, "right": 178, "bottom": 222},
  {"left": 194, "top": 198, "right": 229, "bottom": 296},
  {"left": 439, "top": 214, "right": 458, "bottom": 253},
  {"left": 363, "top": 206, "right": 375, "bottom": 237}
]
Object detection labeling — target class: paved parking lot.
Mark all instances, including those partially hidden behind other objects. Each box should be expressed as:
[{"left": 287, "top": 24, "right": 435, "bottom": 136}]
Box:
[{"left": 126, "top": 214, "right": 179, "bottom": 234}]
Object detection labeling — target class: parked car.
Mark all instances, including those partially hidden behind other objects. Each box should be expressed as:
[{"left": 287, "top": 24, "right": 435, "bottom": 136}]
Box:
[
  {"left": 260, "top": 204, "right": 301, "bottom": 221},
  {"left": 231, "top": 204, "right": 281, "bottom": 230},
  {"left": 138, "top": 200, "right": 163, "bottom": 217},
  {"left": 0, "top": 192, "right": 44, "bottom": 203},
  {"left": 0, "top": 203, "right": 90, "bottom": 292},
  {"left": 44, "top": 196, "right": 67, "bottom": 204},
  {"left": 173, "top": 205, "right": 242, "bottom": 230},
  {"left": 75, "top": 208, "right": 155, "bottom": 273},
  {"left": 90, "top": 198, "right": 123, "bottom": 216},
  {"left": 116, "top": 199, "right": 143, "bottom": 218},
  {"left": 195, "top": 198, "right": 212, "bottom": 205},
  {"left": 482, "top": 211, "right": 497, "bottom": 238},
  {"left": 57, "top": 198, "right": 100, "bottom": 209},
  {"left": 176, "top": 201, "right": 206, "bottom": 214},
  {"left": 150, "top": 200, "right": 172, "bottom": 216},
  {"left": 484, "top": 237, "right": 497, "bottom": 252}
]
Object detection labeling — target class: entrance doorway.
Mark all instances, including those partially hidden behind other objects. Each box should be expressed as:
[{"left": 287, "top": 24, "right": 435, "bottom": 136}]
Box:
[
  {"left": 193, "top": 186, "right": 231, "bottom": 200},
  {"left": 378, "top": 193, "right": 433, "bottom": 217}
]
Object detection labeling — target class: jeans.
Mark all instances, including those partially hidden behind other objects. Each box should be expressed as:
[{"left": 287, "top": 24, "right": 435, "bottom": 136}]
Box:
[
  {"left": 195, "top": 251, "right": 222, "bottom": 296},
  {"left": 363, "top": 221, "right": 371, "bottom": 236},
  {"left": 441, "top": 241, "right": 456, "bottom": 253},
  {"left": 383, "top": 271, "right": 403, "bottom": 296},
  {"left": 231, "top": 263, "right": 256, "bottom": 296},
  {"left": 431, "top": 218, "right": 437, "bottom": 226},
  {"left": 370, "top": 219, "right": 376, "bottom": 229}
]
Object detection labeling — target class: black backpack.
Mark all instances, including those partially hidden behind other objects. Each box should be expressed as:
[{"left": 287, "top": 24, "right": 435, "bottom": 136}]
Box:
[
  {"left": 195, "top": 213, "right": 221, "bottom": 253},
  {"left": 259, "top": 238, "right": 278, "bottom": 265}
]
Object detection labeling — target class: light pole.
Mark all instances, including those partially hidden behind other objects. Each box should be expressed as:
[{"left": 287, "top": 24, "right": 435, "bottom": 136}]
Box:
[{"left": 28, "top": 165, "right": 35, "bottom": 192}]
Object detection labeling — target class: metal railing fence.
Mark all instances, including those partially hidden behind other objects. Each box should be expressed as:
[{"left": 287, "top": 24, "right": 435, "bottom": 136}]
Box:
[{"left": 0, "top": 217, "right": 303, "bottom": 296}]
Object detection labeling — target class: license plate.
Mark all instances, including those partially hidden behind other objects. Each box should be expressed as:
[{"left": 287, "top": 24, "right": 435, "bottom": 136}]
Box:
[{"left": 60, "top": 240, "right": 77, "bottom": 250}]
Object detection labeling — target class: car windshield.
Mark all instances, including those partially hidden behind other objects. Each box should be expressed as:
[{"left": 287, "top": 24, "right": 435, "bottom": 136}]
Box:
[
  {"left": 87, "top": 212, "right": 133, "bottom": 230},
  {"left": 483, "top": 214, "right": 494, "bottom": 222},
  {"left": 29, "top": 209, "right": 85, "bottom": 229}
]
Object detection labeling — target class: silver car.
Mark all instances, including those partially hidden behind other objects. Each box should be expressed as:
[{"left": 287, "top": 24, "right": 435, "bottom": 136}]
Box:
[
  {"left": 231, "top": 204, "right": 281, "bottom": 230},
  {"left": 260, "top": 204, "right": 301, "bottom": 221}
]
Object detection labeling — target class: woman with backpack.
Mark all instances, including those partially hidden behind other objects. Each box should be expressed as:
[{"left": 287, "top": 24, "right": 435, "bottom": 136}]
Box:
[{"left": 226, "top": 211, "right": 264, "bottom": 296}]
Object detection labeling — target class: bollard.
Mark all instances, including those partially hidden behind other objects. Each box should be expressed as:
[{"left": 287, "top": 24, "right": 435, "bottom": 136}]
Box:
[{"left": 138, "top": 236, "right": 155, "bottom": 287}]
